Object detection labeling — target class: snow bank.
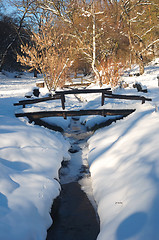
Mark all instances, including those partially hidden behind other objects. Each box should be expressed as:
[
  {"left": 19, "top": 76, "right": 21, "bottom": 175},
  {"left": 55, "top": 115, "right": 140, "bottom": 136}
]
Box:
[
  {"left": 87, "top": 62, "right": 159, "bottom": 240},
  {"left": 88, "top": 105, "right": 159, "bottom": 240},
  {"left": 0, "top": 73, "right": 70, "bottom": 240}
]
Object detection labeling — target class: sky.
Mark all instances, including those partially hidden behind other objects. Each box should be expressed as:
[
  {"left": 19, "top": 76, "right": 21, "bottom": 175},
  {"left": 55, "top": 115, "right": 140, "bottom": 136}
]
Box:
[{"left": 0, "top": 1, "right": 17, "bottom": 15}]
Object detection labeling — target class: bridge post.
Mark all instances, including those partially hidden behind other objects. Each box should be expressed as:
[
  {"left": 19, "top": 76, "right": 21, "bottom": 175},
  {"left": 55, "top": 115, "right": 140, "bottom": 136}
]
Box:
[
  {"left": 101, "top": 92, "right": 105, "bottom": 106},
  {"left": 60, "top": 94, "right": 65, "bottom": 110}
]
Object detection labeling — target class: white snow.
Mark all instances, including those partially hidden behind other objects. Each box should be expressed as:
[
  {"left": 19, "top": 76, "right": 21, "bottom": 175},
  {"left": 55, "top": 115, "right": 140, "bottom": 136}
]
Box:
[
  {"left": 0, "top": 58, "right": 159, "bottom": 240},
  {"left": 0, "top": 72, "right": 70, "bottom": 240},
  {"left": 86, "top": 59, "right": 159, "bottom": 240}
]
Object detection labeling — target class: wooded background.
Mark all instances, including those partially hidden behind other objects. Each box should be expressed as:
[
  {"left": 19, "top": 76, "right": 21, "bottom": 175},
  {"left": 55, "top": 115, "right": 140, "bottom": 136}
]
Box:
[{"left": 0, "top": 0, "right": 158, "bottom": 90}]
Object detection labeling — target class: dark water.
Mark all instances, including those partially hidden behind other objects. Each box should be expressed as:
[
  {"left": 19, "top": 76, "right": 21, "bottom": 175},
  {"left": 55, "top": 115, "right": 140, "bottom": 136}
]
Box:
[{"left": 46, "top": 182, "right": 100, "bottom": 240}]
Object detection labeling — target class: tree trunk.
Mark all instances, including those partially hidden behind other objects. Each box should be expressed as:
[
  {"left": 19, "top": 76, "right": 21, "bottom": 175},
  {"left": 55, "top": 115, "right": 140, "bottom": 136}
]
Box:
[
  {"left": 139, "top": 58, "right": 144, "bottom": 75},
  {"left": 92, "top": 2, "right": 102, "bottom": 87},
  {"left": 34, "top": 69, "right": 38, "bottom": 77},
  {"left": 128, "top": 30, "right": 144, "bottom": 75},
  {"left": 0, "top": 8, "right": 28, "bottom": 71}
]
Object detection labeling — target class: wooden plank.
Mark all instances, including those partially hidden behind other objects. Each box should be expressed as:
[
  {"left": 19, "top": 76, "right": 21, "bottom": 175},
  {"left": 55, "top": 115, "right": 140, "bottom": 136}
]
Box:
[
  {"left": 63, "top": 83, "right": 91, "bottom": 88},
  {"left": 55, "top": 88, "right": 112, "bottom": 95},
  {"left": 104, "top": 93, "right": 152, "bottom": 104},
  {"left": 13, "top": 94, "right": 61, "bottom": 107},
  {"left": 15, "top": 109, "right": 135, "bottom": 119}
]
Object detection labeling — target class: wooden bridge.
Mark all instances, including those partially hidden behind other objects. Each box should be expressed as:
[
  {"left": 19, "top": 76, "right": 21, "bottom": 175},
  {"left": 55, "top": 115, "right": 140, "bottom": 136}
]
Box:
[
  {"left": 14, "top": 88, "right": 151, "bottom": 120},
  {"left": 15, "top": 109, "right": 136, "bottom": 119},
  {"left": 14, "top": 94, "right": 61, "bottom": 108},
  {"left": 14, "top": 88, "right": 151, "bottom": 109}
]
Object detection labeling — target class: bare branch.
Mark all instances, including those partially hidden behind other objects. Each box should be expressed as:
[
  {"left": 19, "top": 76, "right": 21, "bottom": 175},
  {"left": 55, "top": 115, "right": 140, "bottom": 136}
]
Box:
[{"left": 140, "top": 39, "right": 159, "bottom": 54}]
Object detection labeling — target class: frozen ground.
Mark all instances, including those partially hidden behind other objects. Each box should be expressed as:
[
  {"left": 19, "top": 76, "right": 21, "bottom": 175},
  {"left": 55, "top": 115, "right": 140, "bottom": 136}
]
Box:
[{"left": 0, "top": 58, "right": 159, "bottom": 240}]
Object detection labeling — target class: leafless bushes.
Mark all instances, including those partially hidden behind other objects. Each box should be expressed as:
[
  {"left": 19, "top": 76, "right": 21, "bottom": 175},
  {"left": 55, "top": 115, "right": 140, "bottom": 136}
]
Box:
[
  {"left": 17, "top": 17, "right": 72, "bottom": 91},
  {"left": 98, "top": 59, "right": 125, "bottom": 87}
]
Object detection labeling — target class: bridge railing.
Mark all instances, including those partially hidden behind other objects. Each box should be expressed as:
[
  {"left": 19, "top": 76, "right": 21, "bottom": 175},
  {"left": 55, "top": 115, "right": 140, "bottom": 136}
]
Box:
[{"left": 14, "top": 88, "right": 152, "bottom": 119}]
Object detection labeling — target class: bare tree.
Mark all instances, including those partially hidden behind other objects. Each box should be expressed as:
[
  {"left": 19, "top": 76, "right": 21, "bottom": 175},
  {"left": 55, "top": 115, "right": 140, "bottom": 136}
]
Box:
[
  {"left": 120, "top": 0, "right": 159, "bottom": 74},
  {"left": 17, "top": 16, "right": 72, "bottom": 91},
  {"left": 15, "top": 0, "right": 129, "bottom": 86},
  {"left": 0, "top": 0, "right": 37, "bottom": 71},
  {"left": 34, "top": 0, "right": 106, "bottom": 85}
]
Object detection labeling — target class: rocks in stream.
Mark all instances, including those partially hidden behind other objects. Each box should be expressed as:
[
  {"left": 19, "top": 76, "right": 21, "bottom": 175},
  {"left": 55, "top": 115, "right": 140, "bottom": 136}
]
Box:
[
  {"left": 77, "top": 165, "right": 91, "bottom": 180},
  {"left": 61, "top": 160, "right": 69, "bottom": 168},
  {"left": 68, "top": 145, "right": 81, "bottom": 153}
]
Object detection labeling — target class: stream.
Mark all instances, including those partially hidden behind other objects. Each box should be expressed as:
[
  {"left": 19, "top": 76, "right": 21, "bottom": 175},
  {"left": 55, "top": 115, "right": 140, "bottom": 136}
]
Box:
[{"left": 46, "top": 116, "right": 100, "bottom": 240}]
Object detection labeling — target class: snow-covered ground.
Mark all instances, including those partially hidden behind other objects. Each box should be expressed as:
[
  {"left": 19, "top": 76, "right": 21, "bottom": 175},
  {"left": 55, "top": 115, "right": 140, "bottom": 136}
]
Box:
[
  {"left": 0, "top": 58, "right": 159, "bottom": 240},
  {"left": 0, "top": 72, "right": 70, "bottom": 240},
  {"left": 86, "top": 59, "right": 159, "bottom": 240}
]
